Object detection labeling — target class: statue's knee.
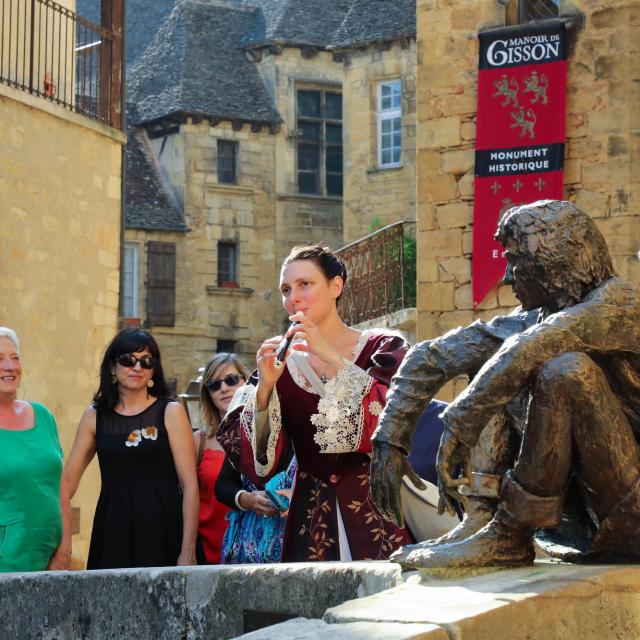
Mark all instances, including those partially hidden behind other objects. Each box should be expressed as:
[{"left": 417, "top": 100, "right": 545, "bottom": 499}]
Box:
[{"left": 535, "top": 352, "right": 600, "bottom": 394}]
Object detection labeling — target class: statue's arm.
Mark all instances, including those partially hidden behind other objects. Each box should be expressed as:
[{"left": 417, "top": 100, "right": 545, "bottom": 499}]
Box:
[
  {"left": 443, "top": 279, "right": 635, "bottom": 448},
  {"left": 372, "top": 310, "right": 536, "bottom": 453}
]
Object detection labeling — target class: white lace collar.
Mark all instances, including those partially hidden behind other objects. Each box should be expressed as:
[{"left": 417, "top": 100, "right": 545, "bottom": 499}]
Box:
[{"left": 286, "top": 329, "right": 376, "bottom": 396}]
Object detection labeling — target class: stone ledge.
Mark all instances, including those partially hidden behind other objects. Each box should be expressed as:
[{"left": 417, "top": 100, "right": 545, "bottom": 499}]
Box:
[
  {"left": 354, "top": 308, "right": 417, "bottom": 344},
  {"left": 323, "top": 561, "right": 640, "bottom": 639},
  {"left": 204, "top": 178, "right": 256, "bottom": 196},
  {"left": 0, "top": 562, "right": 402, "bottom": 640},
  {"left": 237, "top": 617, "right": 447, "bottom": 639},
  {"left": 206, "top": 285, "right": 255, "bottom": 296},
  {"left": 0, "top": 83, "right": 127, "bottom": 144},
  {"left": 277, "top": 193, "right": 343, "bottom": 204}
]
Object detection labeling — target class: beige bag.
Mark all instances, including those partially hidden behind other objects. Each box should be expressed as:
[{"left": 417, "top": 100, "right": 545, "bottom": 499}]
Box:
[{"left": 401, "top": 475, "right": 460, "bottom": 542}]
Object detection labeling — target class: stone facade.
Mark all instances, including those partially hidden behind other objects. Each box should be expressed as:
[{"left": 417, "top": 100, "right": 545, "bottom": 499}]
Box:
[
  {"left": 0, "top": 83, "right": 124, "bottom": 561},
  {"left": 342, "top": 40, "right": 417, "bottom": 242},
  {"left": 416, "top": 0, "right": 640, "bottom": 399},
  {"left": 125, "top": 120, "right": 280, "bottom": 390}
]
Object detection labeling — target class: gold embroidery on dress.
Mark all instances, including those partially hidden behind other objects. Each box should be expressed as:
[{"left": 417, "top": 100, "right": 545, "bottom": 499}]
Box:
[{"left": 298, "top": 472, "right": 336, "bottom": 560}]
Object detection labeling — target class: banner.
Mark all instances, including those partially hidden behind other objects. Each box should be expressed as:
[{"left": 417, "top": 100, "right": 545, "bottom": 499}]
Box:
[{"left": 472, "top": 22, "right": 567, "bottom": 307}]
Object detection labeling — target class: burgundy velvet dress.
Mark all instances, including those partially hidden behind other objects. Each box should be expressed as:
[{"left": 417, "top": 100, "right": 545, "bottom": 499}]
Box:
[{"left": 218, "top": 331, "right": 413, "bottom": 562}]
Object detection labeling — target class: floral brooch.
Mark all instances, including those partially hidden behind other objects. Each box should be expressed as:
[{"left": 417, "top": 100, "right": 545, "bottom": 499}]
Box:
[{"left": 125, "top": 426, "right": 158, "bottom": 447}]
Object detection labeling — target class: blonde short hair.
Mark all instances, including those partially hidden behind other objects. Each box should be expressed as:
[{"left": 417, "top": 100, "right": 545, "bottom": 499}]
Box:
[{"left": 0, "top": 327, "right": 20, "bottom": 353}]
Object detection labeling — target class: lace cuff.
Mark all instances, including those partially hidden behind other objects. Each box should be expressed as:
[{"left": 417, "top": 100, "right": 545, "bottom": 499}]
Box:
[
  {"left": 311, "top": 360, "right": 374, "bottom": 453},
  {"left": 240, "top": 388, "right": 283, "bottom": 477}
]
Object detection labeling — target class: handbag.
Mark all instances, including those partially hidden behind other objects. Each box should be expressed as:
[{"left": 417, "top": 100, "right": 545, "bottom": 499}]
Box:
[{"left": 221, "top": 458, "right": 296, "bottom": 564}]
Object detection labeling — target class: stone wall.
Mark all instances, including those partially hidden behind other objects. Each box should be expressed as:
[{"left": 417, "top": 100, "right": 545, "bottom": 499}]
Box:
[
  {"left": 0, "top": 84, "right": 124, "bottom": 561},
  {"left": 342, "top": 40, "right": 417, "bottom": 243},
  {"left": 0, "top": 563, "right": 402, "bottom": 639},
  {"left": 416, "top": 0, "right": 640, "bottom": 399}
]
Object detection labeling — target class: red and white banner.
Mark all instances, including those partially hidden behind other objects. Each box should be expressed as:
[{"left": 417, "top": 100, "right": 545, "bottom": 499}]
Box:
[{"left": 472, "top": 22, "right": 567, "bottom": 307}]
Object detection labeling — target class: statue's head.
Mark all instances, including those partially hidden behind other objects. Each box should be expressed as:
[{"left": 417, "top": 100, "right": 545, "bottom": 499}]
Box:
[{"left": 495, "top": 200, "right": 614, "bottom": 312}]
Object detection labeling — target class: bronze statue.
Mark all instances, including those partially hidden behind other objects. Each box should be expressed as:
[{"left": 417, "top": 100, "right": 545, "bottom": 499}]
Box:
[{"left": 371, "top": 200, "right": 640, "bottom": 568}]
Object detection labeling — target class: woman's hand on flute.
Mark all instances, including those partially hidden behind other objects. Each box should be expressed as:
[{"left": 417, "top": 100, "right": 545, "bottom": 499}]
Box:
[
  {"left": 256, "top": 336, "right": 286, "bottom": 409},
  {"left": 288, "top": 313, "right": 344, "bottom": 371}
]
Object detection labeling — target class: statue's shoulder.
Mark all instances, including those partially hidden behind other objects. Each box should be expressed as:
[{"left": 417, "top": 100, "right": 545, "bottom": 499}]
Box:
[{"left": 584, "top": 276, "right": 639, "bottom": 307}]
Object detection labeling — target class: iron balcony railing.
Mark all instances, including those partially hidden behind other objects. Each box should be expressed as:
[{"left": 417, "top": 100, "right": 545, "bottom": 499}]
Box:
[
  {"left": 0, "top": 0, "right": 123, "bottom": 129},
  {"left": 519, "top": 0, "right": 559, "bottom": 22},
  {"left": 336, "top": 220, "right": 417, "bottom": 326}
]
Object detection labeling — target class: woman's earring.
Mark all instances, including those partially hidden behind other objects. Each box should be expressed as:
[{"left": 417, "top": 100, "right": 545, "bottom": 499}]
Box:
[
  {"left": 147, "top": 379, "right": 155, "bottom": 388},
  {"left": 111, "top": 374, "right": 117, "bottom": 384}
]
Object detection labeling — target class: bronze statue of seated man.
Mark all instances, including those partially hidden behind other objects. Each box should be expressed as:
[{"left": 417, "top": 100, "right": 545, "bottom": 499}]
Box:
[{"left": 371, "top": 200, "right": 640, "bottom": 568}]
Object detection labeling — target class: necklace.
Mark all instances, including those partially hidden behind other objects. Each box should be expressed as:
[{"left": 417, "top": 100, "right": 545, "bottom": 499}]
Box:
[{"left": 320, "top": 372, "right": 328, "bottom": 384}]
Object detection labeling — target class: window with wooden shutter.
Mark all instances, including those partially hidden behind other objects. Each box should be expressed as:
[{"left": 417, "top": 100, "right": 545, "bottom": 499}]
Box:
[{"left": 146, "top": 241, "right": 176, "bottom": 326}]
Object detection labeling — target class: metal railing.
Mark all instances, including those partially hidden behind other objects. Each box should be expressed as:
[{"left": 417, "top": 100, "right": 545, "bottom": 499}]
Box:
[
  {"left": 519, "top": 0, "right": 559, "bottom": 22},
  {"left": 336, "top": 220, "right": 416, "bottom": 326},
  {"left": 0, "top": 0, "right": 123, "bottom": 128}
]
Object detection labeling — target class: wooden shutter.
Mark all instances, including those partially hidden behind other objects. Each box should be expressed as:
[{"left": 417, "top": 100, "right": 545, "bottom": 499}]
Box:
[{"left": 146, "top": 241, "right": 176, "bottom": 326}]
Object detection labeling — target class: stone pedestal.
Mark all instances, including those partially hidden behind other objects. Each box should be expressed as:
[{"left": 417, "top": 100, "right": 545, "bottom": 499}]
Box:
[{"left": 239, "top": 561, "right": 640, "bottom": 639}]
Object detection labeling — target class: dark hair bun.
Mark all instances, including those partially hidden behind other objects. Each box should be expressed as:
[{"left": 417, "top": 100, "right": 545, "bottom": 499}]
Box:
[{"left": 284, "top": 245, "right": 348, "bottom": 285}]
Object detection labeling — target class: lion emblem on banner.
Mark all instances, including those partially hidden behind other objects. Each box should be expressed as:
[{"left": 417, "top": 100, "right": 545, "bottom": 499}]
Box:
[
  {"left": 510, "top": 107, "right": 536, "bottom": 139},
  {"left": 492, "top": 75, "right": 519, "bottom": 107},
  {"left": 523, "top": 70, "right": 549, "bottom": 105}
]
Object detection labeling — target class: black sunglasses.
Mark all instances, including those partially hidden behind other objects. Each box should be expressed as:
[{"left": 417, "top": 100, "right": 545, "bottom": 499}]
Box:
[
  {"left": 116, "top": 353, "right": 156, "bottom": 369},
  {"left": 205, "top": 374, "right": 244, "bottom": 392}
]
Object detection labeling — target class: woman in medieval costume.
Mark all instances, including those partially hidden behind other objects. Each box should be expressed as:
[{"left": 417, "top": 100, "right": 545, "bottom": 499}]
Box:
[{"left": 217, "top": 245, "right": 414, "bottom": 561}]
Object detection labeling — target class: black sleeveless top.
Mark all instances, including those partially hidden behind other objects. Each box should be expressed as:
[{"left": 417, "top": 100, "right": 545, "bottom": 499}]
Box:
[{"left": 87, "top": 399, "right": 183, "bottom": 569}]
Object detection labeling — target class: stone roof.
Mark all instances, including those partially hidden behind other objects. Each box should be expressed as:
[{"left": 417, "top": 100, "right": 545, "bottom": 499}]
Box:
[
  {"left": 234, "top": 0, "right": 415, "bottom": 50},
  {"left": 329, "top": 0, "right": 416, "bottom": 49},
  {"left": 127, "top": 0, "right": 281, "bottom": 127},
  {"left": 235, "top": 0, "right": 352, "bottom": 49},
  {"left": 124, "top": 119, "right": 188, "bottom": 232},
  {"left": 77, "top": 0, "right": 416, "bottom": 127}
]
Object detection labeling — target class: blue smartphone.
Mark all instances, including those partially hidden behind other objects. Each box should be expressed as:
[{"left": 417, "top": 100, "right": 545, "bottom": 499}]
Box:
[{"left": 265, "top": 488, "right": 290, "bottom": 512}]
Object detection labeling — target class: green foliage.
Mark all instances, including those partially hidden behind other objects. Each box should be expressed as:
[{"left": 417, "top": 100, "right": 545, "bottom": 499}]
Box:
[
  {"left": 369, "top": 217, "right": 383, "bottom": 233},
  {"left": 403, "top": 232, "right": 417, "bottom": 306}
]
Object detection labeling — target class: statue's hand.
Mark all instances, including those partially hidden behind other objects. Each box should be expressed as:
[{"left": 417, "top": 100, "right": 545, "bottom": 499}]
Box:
[
  {"left": 436, "top": 430, "right": 471, "bottom": 517},
  {"left": 371, "top": 441, "right": 426, "bottom": 528}
]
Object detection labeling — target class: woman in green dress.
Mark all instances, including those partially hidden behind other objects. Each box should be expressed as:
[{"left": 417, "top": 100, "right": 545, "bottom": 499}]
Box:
[{"left": 0, "top": 327, "right": 69, "bottom": 572}]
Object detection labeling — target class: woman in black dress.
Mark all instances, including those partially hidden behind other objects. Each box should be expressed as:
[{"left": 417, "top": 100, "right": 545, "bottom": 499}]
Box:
[{"left": 61, "top": 328, "right": 199, "bottom": 568}]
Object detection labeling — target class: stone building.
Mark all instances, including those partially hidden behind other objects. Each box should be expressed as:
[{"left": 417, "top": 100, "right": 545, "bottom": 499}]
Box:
[
  {"left": 86, "top": 0, "right": 417, "bottom": 395},
  {"left": 416, "top": 0, "right": 639, "bottom": 399},
  {"left": 1, "top": 0, "right": 125, "bottom": 560}
]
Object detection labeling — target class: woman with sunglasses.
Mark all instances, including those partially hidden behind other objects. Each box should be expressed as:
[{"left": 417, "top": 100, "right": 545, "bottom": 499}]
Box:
[
  {"left": 197, "top": 352, "right": 294, "bottom": 564},
  {"left": 218, "top": 245, "right": 413, "bottom": 562},
  {"left": 192, "top": 353, "right": 245, "bottom": 564},
  {"left": 61, "top": 328, "right": 198, "bottom": 569}
]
